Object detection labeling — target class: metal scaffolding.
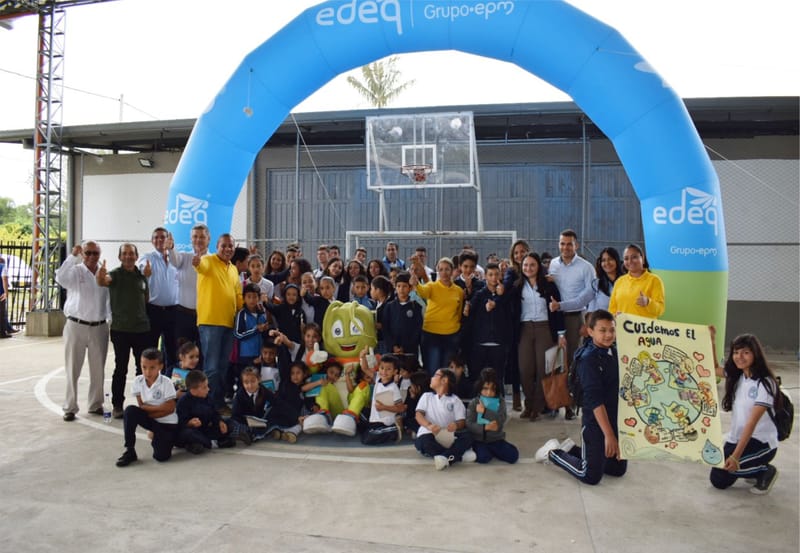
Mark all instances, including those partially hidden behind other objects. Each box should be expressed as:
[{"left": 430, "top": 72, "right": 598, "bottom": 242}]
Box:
[{"left": 30, "top": 2, "right": 66, "bottom": 311}]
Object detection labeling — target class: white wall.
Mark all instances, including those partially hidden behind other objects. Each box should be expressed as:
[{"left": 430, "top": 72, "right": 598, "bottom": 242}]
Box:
[{"left": 82, "top": 171, "right": 247, "bottom": 269}]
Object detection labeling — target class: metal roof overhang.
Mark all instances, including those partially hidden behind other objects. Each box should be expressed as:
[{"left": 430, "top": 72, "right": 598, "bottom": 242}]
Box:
[{"left": 0, "top": 97, "right": 796, "bottom": 154}]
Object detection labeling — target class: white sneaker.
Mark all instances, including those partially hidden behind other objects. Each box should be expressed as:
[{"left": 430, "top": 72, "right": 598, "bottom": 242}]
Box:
[
  {"left": 434, "top": 455, "right": 454, "bottom": 471},
  {"left": 462, "top": 449, "right": 477, "bottom": 463},
  {"left": 558, "top": 438, "right": 576, "bottom": 453},
  {"left": 534, "top": 438, "right": 560, "bottom": 463}
]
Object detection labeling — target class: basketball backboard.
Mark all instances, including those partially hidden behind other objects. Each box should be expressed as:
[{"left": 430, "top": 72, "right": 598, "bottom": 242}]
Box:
[{"left": 366, "top": 111, "right": 477, "bottom": 190}]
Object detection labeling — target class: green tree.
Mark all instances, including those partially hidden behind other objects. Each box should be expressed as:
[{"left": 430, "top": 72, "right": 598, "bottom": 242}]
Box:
[
  {"left": 0, "top": 197, "right": 33, "bottom": 240},
  {"left": 346, "top": 56, "right": 415, "bottom": 108}
]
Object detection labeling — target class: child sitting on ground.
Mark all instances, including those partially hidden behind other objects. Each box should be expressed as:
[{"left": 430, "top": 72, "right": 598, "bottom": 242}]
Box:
[
  {"left": 415, "top": 368, "right": 476, "bottom": 470},
  {"left": 361, "top": 354, "right": 405, "bottom": 445},
  {"left": 264, "top": 361, "right": 308, "bottom": 443},
  {"left": 228, "top": 366, "right": 270, "bottom": 444},
  {"left": 177, "top": 370, "right": 236, "bottom": 454},
  {"left": 535, "top": 309, "right": 627, "bottom": 485},
  {"left": 116, "top": 348, "right": 178, "bottom": 467},
  {"left": 466, "top": 367, "right": 519, "bottom": 464}
]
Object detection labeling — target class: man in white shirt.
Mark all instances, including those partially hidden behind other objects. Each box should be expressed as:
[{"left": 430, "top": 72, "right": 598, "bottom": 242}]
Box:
[
  {"left": 167, "top": 224, "right": 209, "bottom": 351},
  {"left": 139, "top": 227, "right": 179, "bottom": 367},
  {"left": 547, "top": 229, "right": 596, "bottom": 419},
  {"left": 55, "top": 241, "right": 110, "bottom": 421}
]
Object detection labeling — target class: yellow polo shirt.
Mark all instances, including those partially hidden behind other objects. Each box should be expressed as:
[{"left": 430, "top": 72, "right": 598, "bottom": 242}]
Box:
[{"left": 195, "top": 254, "right": 242, "bottom": 327}]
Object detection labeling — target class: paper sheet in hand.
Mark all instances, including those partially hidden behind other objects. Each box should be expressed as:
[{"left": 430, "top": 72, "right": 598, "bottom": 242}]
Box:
[{"left": 435, "top": 429, "right": 455, "bottom": 448}]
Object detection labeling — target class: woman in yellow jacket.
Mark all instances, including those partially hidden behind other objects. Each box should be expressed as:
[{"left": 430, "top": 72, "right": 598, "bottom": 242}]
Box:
[
  {"left": 609, "top": 244, "right": 665, "bottom": 319},
  {"left": 411, "top": 256, "right": 465, "bottom": 376}
]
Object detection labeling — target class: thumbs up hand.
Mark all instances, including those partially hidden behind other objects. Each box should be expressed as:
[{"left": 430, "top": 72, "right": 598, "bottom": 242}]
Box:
[
  {"left": 309, "top": 341, "right": 328, "bottom": 364},
  {"left": 636, "top": 291, "right": 650, "bottom": 307},
  {"left": 143, "top": 259, "right": 152, "bottom": 278},
  {"left": 549, "top": 296, "right": 560, "bottom": 313},
  {"left": 365, "top": 346, "right": 377, "bottom": 369}
]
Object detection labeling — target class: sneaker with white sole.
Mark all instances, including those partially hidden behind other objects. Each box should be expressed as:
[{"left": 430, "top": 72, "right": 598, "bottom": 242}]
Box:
[
  {"left": 750, "top": 464, "right": 778, "bottom": 495},
  {"left": 434, "top": 455, "right": 455, "bottom": 471},
  {"left": 534, "top": 438, "right": 561, "bottom": 463},
  {"left": 462, "top": 449, "right": 477, "bottom": 463},
  {"left": 558, "top": 438, "right": 576, "bottom": 453}
]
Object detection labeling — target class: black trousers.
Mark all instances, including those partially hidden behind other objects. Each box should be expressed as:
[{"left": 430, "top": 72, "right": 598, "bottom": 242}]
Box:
[
  {"left": 146, "top": 303, "right": 177, "bottom": 367},
  {"left": 122, "top": 405, "right": 177, "bottom": 462},
  {"left": 110, "top": 330, "right": 150, "bottom": 408}
]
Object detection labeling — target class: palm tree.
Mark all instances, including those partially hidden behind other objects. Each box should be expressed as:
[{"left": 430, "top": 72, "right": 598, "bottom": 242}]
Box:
[{"left": 346, "top": 56, "right": 415, "bottom": 108}]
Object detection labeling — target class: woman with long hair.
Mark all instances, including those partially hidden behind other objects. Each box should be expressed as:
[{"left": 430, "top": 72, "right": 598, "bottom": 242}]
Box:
[
  {"left": 513, "top": 252, "right": 565, "bottom": 421},
  {"left": 589, "top": 247, "right": 624, "bottom": 312},
  {"left": 710, "top": 333, "right": 782, "bottom": 494}
]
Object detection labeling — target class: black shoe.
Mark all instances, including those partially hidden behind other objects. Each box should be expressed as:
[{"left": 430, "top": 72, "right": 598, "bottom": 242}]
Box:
[
  {"left": 750, "top": 464, "right": 778, "bottom": 495},
  {"left": 564, "top": 407, "right": 576, "bottom": 421},
  {"left": 218, "top": 437, "right": 236, "bottom": 449},
  {"left": 63, "top": 412, "right": 76, "bottom": 422},
  {"left": 88, "top": 408, "right": 104, "bottom": 416},
  {"left": 187, "top": 442, "right": 205, "bottom": 454},
  {"left": 116, "top": 448, "right": 138, "bottom": 467}
]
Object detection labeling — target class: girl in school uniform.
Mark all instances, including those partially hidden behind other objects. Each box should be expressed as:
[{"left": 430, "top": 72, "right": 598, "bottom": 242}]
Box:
[{"left": 710, "top": 333, "right": 782, "bottom": 495}]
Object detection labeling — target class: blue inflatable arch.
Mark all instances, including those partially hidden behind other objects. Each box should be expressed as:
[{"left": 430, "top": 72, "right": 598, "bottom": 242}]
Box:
[{"left": 165, "top": 0, "right": 727, "bottom": 330}]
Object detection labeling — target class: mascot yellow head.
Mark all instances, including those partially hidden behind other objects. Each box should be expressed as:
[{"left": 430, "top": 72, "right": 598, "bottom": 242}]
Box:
[{"left": 322, "top": 301, "right": 377, "bottom": 358}]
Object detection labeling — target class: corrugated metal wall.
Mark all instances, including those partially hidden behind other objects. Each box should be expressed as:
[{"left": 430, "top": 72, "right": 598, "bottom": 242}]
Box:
[{"left": 256, "top": 161, "right": 643, "bottom": 265}]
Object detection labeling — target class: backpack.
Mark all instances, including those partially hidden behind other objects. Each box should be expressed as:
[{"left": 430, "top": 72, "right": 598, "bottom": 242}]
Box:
[{"left": 764, "top": 377, "right": 794, "bottom": 442}]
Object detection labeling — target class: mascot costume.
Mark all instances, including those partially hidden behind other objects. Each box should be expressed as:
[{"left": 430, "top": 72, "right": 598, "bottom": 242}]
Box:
[{"left": 302, "top": 301, "right": 378, "bottom": 437}]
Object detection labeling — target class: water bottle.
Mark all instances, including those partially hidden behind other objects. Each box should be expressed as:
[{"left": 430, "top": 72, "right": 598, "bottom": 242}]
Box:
[{"left": 103, "top": 393, "right": 112, "bottom": 423}]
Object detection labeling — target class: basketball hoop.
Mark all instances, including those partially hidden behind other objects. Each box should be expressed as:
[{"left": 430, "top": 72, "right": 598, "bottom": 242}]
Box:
[{"left": 400, "top": 164, "right": 432, "bottom": 184}]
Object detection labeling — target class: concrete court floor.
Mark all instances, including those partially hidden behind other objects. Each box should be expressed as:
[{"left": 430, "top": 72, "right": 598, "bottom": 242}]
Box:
[{"left": 0, "top": 335, "right": 797, "bottom": 553}]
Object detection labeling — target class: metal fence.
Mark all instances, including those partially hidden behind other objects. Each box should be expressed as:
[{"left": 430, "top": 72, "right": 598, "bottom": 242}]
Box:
[{"left": 1, "top": 241, "right": 35, "bottom": 328}]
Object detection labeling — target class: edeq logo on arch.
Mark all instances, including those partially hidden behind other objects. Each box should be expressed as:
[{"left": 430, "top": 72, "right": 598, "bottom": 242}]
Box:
[
  {"left": 165, "top": 193, "right": 208, "bottom": 226},
  {"left": 315, "top": 0, "right": 515, "bottom": 36},
  {"left": 651, "top": 187, "right": 719, "bottom": 237}
]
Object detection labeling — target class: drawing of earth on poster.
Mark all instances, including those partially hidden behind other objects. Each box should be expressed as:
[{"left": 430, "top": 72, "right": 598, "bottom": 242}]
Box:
[{"left": 616, "top": 313, "right": 724, "bottom": 467}]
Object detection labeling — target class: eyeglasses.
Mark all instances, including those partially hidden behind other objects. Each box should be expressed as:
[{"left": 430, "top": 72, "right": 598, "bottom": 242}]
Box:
[{"left": 83, "top": 251, "right": 100, "bottom": 256}]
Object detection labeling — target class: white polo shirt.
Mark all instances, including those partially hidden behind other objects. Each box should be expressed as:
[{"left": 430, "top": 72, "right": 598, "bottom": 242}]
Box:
[
  {"left": 132, "top": 374, "right": 178, "bottom": 424},
  {"left": 370, "top": 379, "right": 402, "bottom": 426},
  {"left": 415, "top": 391, "right": 466, "bottom": 438},
  {"left": 728, "top": 375, "right": 778, "bottom": 449}
]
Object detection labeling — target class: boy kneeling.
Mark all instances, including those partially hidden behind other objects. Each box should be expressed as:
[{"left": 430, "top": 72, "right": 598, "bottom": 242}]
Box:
[
  {"left": 177, "top": 370, "right": 236, "bottom": 453},
  {"left": 536, "top": 310, "right": 627, "bottom": 485},
  {"left": 116, "top": 348, "right": 178, "bottom": 467}
]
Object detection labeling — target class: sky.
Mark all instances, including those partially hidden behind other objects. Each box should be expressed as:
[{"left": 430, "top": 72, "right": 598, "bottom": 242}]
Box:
[{"left": 0, "top": 0, "right": 797, "bottom": 206}]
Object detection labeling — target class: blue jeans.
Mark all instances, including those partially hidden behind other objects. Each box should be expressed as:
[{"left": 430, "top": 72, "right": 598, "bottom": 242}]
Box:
[
  {"left": 199, "top": 325, "right": 233, "bottom": 409},
  {"left": 421, "top": 330, "right": 460, "bottom": 376}
]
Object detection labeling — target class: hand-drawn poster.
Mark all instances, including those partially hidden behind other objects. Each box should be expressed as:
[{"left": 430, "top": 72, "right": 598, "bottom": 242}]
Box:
[{"left": 616, "top": 313, "right": 724, "bottom": 467}]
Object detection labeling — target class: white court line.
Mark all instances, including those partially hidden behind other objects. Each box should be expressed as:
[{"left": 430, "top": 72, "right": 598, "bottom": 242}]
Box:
[
  {"left": 0, "top": 375, "right": 45, "bottom": 386},
  {"left": 34, "top": 366, "right": 536, "bottom": 464},
  {"left": 0, "top": 337, "right": 61, "bottom": 351}
]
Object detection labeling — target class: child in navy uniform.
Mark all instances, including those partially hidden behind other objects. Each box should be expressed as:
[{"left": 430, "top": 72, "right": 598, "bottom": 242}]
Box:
[
  {"left": 403, "top": 371, "right": 431, "bottom": 438},
  {"left": 177, "top": 370, "right": 236, "bottom": 453},
  {"left": 382, "top": 272, "right": 423, "bottom": 373},
  {"left": 231, "top": 283, "right": 269, "bottom": 393},
  {"left": 467, "top": 263, "right": 512, "bottom": 392},
  {"left": 228, "top": 366, "right": 269, "bottom": 443},
  {"left": 536, "top": 309, "right": 627, "bottom": 485}
]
